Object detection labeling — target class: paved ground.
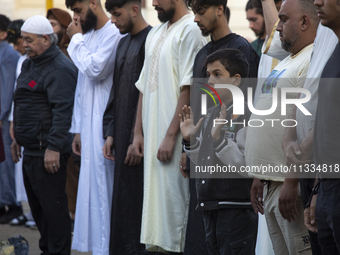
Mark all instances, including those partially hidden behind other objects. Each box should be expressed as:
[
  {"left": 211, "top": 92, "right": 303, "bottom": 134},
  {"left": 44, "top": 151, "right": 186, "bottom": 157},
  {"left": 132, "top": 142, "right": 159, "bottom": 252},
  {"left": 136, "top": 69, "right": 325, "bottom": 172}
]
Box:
[{"left": 0, "top": 202, "right": 92, "bottom": 255}]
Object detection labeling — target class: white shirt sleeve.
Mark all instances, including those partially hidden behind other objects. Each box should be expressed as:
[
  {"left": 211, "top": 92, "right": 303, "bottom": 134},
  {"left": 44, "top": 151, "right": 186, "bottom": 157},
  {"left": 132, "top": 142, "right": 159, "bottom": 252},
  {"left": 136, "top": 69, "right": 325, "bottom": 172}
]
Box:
[
  {"left": 69, "top": 75, "right": 82, "bottom": 134},
  {"left": 67, "top": 28, "right": 122, "bottom": 81}
]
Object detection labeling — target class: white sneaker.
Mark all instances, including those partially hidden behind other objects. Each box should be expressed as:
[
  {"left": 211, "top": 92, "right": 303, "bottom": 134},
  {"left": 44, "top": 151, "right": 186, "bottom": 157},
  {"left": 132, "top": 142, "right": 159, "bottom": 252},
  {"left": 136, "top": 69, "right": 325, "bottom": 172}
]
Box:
[{"left": 25, "top": 220, "right": 36, "bottom": 227}]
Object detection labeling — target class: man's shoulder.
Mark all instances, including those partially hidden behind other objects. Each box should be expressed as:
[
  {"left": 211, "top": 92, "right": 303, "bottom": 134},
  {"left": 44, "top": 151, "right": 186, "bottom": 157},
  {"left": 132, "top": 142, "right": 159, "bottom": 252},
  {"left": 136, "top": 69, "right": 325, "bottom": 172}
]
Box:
[
  {"left": 0, "top": 43, "right": 19, "bottom": 62},
  {"left": 148, "top": 23, "right": 165, "bottom": 34},
  {"left": 85, "top": 22, "right": 120, "bottom": 41},
  {"left": 196, "top": 43, "right": 210, "bottom": 58},
  {"left": 50, "top": 51, "right": 77, "bottom": 75},
  {"left": 178, "top": 15, "right": 202, "bottom": 36}
]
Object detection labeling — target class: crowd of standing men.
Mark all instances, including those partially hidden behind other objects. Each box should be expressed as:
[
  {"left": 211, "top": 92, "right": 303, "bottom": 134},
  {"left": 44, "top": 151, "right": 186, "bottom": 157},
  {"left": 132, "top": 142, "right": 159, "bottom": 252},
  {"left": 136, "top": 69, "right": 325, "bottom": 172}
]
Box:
[{"left": 0, "top": 0, "right": 340, "bottom": 254}]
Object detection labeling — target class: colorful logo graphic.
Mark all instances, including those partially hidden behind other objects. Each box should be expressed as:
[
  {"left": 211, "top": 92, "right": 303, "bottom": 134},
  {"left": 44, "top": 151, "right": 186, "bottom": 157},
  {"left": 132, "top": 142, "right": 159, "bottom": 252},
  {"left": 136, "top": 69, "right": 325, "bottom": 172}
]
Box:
[{"left": 197, "top": 82, "right": 222, "bottom": 106}]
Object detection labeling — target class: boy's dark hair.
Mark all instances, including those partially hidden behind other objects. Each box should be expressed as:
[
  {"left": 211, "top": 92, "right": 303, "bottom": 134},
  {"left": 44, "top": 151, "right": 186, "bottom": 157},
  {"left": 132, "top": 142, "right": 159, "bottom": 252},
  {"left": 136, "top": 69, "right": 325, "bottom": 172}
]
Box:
[
  {"left": 204, "top": 49, "right": 249, "bottom": 80},
  {"left": 185, "top": 0, "right": 228, "bottom": 14},
  {"left": 7, "top": 19, "right": 24, "bottom": 44},
  {"left": 66, "top": 0, "right": 87, "bottom": 9},
  {"left": 0, "top": 14, "right": 11, "bottom": 33},
  {"left": 105, "top": 0, "right": 141, "bottom": 11},
  {"left": 245, "top": 0, "right": 263, "bottom": 16}
]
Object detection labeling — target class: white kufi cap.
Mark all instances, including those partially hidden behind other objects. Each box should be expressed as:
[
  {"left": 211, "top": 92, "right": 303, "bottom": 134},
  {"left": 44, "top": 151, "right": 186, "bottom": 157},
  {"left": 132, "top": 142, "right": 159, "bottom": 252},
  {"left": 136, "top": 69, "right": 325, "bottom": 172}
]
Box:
[{"left": 21, "top": 15, "right": 54, "bottom": 35}]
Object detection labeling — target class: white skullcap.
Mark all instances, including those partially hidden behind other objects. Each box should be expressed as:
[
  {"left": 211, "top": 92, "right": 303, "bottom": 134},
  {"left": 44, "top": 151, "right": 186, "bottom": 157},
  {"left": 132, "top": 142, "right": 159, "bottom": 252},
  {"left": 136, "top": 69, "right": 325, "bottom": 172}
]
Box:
[{"left": 21, "top": 15, "right": 54, "bottom": 35}]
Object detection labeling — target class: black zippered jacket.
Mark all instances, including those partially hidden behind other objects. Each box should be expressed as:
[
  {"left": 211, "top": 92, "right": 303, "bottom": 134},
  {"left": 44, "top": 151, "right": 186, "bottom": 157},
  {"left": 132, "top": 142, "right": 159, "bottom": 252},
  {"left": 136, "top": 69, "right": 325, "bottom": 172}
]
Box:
[
  {"left": 184, "top": 104, "right": 253, "bottom": 210},
  {"left": 13, "top": 43, "right": 77, "bottom": 156}
]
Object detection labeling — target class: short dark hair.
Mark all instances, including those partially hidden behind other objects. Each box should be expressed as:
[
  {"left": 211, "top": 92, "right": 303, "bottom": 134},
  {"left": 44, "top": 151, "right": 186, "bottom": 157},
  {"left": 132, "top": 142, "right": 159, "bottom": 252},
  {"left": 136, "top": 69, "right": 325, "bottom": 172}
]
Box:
[
  {"left": 66, "top": 0, "right": 87, "bottom": 8},
  {"left": 105, "top": 0, "right": 140, "bottom": 12},
  {"left": 0, "top": 14, "right": 11, "bottom": 32},
  {"left": 245, "top": 0, "right": 263, "bottom": 16},
  {"left": 225, "top": 6, "right": 230, "bottom": 23},
  {"left": 7, "top": 19, "right": 24, "bottom": 44},
  {"left": 185, "top": 0, "right": 228, "bottom": 14},
  {"left": 297, "top": 0, "right": 319, "bottom": 23},
  {"left": 204, "top": 49, "right": 249, "bottom": 80}
]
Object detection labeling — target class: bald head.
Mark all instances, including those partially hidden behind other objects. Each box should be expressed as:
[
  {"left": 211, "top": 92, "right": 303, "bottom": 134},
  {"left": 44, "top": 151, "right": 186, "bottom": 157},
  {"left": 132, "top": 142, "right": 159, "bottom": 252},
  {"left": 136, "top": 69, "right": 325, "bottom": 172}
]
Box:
[{"left": 277, "top": 0, "right": 318, "bottom": 54}]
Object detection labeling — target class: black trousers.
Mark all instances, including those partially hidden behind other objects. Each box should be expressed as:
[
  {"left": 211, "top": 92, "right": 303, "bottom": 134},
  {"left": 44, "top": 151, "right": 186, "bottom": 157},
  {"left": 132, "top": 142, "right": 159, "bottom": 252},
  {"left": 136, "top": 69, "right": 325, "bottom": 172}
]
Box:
[
  {"left": 316, "top": 179, "right": 340, "bottom": 255},
  {"left": 23, "top": 153, "right": 71, "bottom": 255},
  {"left": 202, "top": 208, "right": 258, "bottom": 255}
]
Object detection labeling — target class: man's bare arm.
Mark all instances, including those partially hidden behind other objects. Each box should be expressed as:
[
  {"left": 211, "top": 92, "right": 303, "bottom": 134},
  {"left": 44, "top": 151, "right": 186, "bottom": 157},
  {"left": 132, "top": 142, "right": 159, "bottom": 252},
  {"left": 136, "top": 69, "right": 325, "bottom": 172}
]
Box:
[
  {"left": 157, "top": 86, "right": 190, "bottom": 162},
  {"left": 262, "top": 0, "right": 280, "bottom": 37}
]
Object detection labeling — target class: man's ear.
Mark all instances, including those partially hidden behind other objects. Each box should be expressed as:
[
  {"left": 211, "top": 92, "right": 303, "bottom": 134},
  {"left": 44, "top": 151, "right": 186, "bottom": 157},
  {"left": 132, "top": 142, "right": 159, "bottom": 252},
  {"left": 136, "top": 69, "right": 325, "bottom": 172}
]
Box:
[
  {"left": 0, "top": 31, "right": 7, "bottom": 41},
  {"left": 232, "top": 74, "right": 241, "bottom": 86},
  {"left": 300, "top": 14, "right": 310, "bottom": 31},
  {"left": 42, "top": 34, "right": 50, "bottom": 45},
  {"left": 131, "top": 4, "right": 140, "bottom": 18},
  {"left": 217, "top": 5, "right": 224, "bottom": 17},
  {"left": 89, "top": 0, "right": 98, "bottom": 11}
]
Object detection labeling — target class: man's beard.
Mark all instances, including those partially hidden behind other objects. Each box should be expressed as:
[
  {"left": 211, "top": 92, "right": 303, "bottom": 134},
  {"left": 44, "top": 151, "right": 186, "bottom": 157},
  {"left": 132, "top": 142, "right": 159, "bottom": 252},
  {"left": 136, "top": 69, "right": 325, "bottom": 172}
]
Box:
[
  {"left": 120, "top": 17, "right": 134, "bottom": 34},
  {"left": 156, "top": 6, "right": 176, "bottom": 23},
  {"left": 199, "top": 16, "right": 217, "bottom": 37},
  {"left": 255, "top": 23, "right": 266, "bottom": 38},
  {"left": 281, "top": 31, "right": 299, "bottom": 52},
  {"left": 82, "top": 8, "right": 98, "bottom": 34}
]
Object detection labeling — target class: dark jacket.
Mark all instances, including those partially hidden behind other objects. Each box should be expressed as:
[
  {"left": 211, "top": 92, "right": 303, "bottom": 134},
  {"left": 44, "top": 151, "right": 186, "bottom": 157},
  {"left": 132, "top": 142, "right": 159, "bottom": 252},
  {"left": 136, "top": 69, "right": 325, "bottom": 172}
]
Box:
[
  {"left": 13, "top": 43, "right": 77, "bottom": 156},
  {"left": 185, "top": 103, "right": 253, "bottom": 210}
]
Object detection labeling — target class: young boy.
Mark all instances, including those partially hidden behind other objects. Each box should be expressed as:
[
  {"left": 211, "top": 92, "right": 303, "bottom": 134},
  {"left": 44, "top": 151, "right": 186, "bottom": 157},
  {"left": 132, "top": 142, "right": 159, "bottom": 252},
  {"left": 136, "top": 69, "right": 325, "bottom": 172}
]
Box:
[{"left": 179, "top": 49, "right": 257, "bottom": 255}]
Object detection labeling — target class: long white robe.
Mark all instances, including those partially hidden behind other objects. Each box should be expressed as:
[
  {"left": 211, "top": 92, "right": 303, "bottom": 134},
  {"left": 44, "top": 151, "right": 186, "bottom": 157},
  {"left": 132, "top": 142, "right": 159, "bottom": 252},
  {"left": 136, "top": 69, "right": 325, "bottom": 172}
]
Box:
[
  {"left": 136, "top": 14, "right": 207, "bottom": 253},
  {"left": 9, "top": 54, "right": 27, "bottom": 202},
  {"left": 68, "top": 21, "right": 122, "bottom": 255}
]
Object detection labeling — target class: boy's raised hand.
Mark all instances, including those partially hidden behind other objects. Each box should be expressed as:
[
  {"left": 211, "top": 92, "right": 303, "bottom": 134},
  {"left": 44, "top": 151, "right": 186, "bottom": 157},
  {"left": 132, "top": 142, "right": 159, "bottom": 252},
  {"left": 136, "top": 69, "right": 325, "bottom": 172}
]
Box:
[
  {"left": 211, "top": 103, "right": 227, "bottom": 141},
  {"left": 179, "top": 105, "right": 203, "bottom": 143}
]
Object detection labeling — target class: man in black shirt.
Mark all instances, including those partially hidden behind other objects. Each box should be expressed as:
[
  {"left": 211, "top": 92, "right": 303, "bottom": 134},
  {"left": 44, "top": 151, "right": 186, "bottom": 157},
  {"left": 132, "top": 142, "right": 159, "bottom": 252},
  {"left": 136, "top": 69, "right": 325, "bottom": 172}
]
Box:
[
  {"left": 309, "top": 0, "right": 340, "bottom": 254},
  {"left": 102, "top": 0, "right": 152, "bottom": 254},
  {"left": 187, "top": 0, "right": 259, "bottom": 123}
]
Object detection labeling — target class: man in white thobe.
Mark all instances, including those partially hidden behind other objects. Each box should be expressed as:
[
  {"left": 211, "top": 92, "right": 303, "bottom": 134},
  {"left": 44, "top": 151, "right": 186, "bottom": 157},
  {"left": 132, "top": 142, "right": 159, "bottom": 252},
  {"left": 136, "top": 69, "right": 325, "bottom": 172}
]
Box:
[
  {"left": 66, "top": 0, "right": 122, "bottom": 254},
  {"left": 134, "top": 0, "right": 207, "bottom": 253}
]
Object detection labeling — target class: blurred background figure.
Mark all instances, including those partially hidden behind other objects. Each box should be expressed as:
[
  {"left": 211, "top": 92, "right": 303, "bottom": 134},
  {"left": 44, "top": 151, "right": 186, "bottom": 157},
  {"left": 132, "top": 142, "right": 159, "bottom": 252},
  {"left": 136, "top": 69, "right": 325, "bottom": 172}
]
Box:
[
  {"left": 47, "top": 8, "right": 72, "bottom": 57},
  {"left": 245, "top": 0, "right": 266, "bottom": 57},
  {"left": 0, "top": 14, "right": 22, "bottom": 225},
  {"left": 245, "top": 0, "right": 282, "bottom": 57}
]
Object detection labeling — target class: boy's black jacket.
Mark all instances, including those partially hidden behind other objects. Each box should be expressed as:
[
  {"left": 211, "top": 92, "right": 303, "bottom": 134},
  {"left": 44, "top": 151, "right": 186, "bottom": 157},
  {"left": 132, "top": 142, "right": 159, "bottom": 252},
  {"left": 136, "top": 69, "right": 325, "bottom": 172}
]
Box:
[{"left": 187, "top": 103, "right": 253, "bottom": 210}]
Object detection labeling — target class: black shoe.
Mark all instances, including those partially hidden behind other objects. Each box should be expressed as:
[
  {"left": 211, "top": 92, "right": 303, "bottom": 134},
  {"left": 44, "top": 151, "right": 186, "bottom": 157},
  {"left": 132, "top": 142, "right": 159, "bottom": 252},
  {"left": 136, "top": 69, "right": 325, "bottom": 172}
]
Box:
[
  {"left": 0, "top": 206, "right": 23, "bottom": 224},
  {"left": 10, "top": 214, "right": 28, "bottom": 226},
  {"left": 0, "top": 207, "right": 6, "bottom": 217}
]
